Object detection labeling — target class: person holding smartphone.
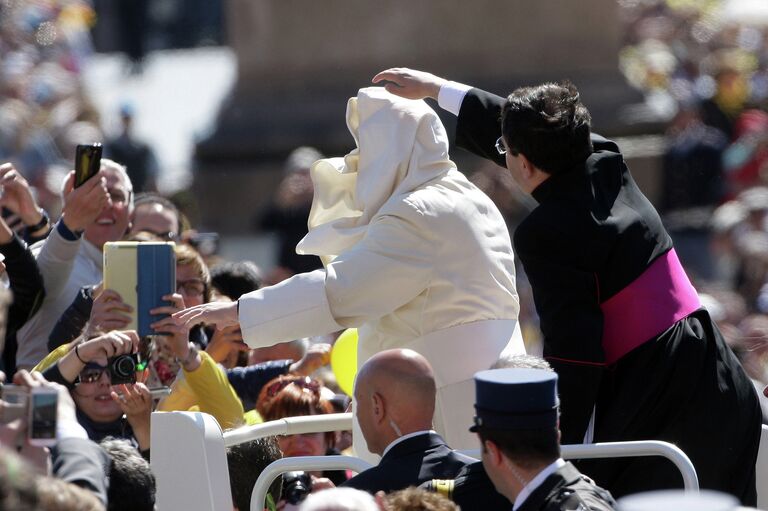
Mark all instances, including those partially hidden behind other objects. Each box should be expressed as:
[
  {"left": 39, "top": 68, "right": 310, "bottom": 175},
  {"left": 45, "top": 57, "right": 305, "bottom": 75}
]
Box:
[{"left": 16, "top": 159, "right": 134, "bottom": 371}]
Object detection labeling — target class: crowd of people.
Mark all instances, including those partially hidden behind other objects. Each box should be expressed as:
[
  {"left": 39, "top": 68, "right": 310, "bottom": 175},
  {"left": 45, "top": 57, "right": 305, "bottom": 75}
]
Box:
[
  {"left": 612, "top": 0, "right": 768, "bottom": 420},
  {"left": 0, "top": 1, "right": 766, "bottom": 511}
]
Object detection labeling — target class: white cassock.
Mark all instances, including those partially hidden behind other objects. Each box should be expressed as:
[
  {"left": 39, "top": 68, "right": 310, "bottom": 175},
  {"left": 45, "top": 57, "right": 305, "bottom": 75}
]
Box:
[{"left": 238, "top": 87, "right": 524, "bottom": 456}]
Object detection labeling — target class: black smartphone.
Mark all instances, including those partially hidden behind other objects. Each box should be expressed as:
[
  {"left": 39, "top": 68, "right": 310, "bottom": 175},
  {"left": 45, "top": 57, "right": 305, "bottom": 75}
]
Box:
[{"left": 74, "top": 143, "right": 103, "bottom": 188}]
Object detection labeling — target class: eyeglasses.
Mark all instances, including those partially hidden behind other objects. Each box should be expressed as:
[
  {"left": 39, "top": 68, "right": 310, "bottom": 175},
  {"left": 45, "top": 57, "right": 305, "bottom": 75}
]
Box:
[
  {"left": 177, "top": 278, "right": 205, "bottom": 297},
  {"left": 77, "top": 364, "right": 110, "bottom": 384},
  {"left": 265, "top": 376, "right": 320, "bottom": 398},
  {"left": 107, "top": 189, "right": 129, "bottom": 205},
  {"left": 495, "top": 136, "right": 506, "bottom": 155},
  {"left": 145, "top": 230, "right": 178, "bottom": 241}
]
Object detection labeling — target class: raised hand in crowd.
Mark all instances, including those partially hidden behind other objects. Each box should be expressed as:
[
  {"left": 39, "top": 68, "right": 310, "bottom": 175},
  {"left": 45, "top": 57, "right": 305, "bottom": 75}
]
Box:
[
  {"left": 289, "top": 343, "right": 331, "bottom": 376},
  {"left": 0, "top": 370, "right": 80, "bottom": 472},
  {"left": 85, "top": 285, "right": 133, "bottom": 338},
  {"left": 59, "top": 169, "right": 111, "bottom": 233},
  {"left": 111, "top": 382, "right": 152, "bottom": 451},
  {"left": 205, "top": 324, "right": 249, "bottom": 365},
  {"left": 0, "top": 163, "right": 48, "bottom": 238},
  {"left": 56, "top": 330, "right": 140, "bottom": 383},
  {"left": 371, "top": 68, "right": 446, "bottom": 100},
  {"left": 151, "top": 293, "right": 202, "bottom": 372}
]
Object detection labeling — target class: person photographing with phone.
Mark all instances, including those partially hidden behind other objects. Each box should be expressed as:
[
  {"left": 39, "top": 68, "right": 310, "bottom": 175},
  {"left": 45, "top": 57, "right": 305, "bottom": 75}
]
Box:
[{"left": 16, "top": 155, "right": 134, "bottom": 370}]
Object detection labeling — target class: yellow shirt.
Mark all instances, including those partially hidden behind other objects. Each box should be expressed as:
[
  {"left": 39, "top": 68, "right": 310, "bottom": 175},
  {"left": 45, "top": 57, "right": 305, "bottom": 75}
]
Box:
[
  {"left": 33, "top": 343, "right": 72, "bottom": 373},
  {"left": 157, "top": 351, "right": 244, "bottom": 429}
]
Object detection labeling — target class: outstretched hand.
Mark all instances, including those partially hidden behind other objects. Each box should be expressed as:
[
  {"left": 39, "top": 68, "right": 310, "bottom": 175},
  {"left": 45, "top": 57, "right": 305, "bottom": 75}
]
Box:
[
  {"left": 172, "top": 300, "right": 239, "bottom": 331},
  {"left": 372, "top": 68, "right": 446, "bottom": 101}
]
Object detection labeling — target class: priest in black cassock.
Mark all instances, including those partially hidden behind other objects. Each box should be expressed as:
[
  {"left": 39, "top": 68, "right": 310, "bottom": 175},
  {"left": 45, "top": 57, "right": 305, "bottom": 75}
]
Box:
[{"left": 372, "top": 68, "right": 762, "bottom": 504}]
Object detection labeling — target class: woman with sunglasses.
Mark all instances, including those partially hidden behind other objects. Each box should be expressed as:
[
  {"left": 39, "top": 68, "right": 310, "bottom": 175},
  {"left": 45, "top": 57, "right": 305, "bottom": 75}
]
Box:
[{"left": 40, "top": 329, "right": 153, "bottom": 455}]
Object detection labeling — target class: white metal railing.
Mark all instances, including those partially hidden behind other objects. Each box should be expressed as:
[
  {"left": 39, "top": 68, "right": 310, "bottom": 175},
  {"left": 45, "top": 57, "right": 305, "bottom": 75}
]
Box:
[
  {"left": 562, "top": 441, "right": 698, "bottom": 491},
  {"left": 153, "top": 412, "right": 705, "bottom": 510},
  {"left": 461, "top": 440, "right": 698, "bottom": 491},
  {"left": 224, "top": 412, "right": 353, "bottom": 448},
  {"left": 250, "top": 456, "right": 373, "bottom": 511}
]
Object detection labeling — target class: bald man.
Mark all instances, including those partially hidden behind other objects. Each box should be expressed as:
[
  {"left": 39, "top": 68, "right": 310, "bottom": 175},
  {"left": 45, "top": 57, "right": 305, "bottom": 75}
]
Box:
[{"left": 342, "top": 349, "right": 474, "bottom": 494}]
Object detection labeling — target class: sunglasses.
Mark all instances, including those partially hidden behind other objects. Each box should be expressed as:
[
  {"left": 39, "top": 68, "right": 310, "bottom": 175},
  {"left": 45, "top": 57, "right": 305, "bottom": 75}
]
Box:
[
  {"left": 265, "top": 376, "right": 320, "bottom": 398},
  {"left": 77, "top": 359, "right": 148, "bottom": 384}
]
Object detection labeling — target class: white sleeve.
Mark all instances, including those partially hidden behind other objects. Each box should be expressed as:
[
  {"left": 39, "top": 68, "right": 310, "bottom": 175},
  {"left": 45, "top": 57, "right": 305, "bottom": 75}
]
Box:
[
  {"left": 437, "top": 81, "right": 473, "bottom": 116},
  {"left": 238, "top": 214, "right": 435, "bottom": 347},
  {"left": 325, "top": 213, "right": 435, "bottom": 326},
  {"left": 238, "top": 270, "right": 342, "bottom": 349}
]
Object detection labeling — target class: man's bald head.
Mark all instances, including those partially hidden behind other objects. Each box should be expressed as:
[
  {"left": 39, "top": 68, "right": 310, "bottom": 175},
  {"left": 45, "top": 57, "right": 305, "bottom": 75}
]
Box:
[{"left": 354, "top": 349, "right": 436, "bottom": 454}]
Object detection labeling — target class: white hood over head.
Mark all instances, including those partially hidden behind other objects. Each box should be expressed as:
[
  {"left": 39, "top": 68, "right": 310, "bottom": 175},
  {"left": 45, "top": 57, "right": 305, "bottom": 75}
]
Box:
[{"left": 296, "top": 87, "right": 455, "bottom": 264}]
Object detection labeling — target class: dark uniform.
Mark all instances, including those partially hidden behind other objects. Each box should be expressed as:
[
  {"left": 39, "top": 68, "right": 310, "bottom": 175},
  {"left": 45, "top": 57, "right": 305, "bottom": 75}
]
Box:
[
  {"left": 457, "top": 368, "right": 617, "bottom": 511},
  {"left": 453, "top": 87, "right": 762, "bottom": 502},
  {"left": 425, "top": 461, "right": 616, "bottom": 511},
  {"left": 341, "top": 432, "right": 474, "bottom": 495}
]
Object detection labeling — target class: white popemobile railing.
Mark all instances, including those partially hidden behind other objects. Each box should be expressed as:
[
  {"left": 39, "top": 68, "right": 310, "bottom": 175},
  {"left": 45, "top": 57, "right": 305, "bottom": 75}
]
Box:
[{"left": 150, "top": 413, "right": 768, "bottom": 511}]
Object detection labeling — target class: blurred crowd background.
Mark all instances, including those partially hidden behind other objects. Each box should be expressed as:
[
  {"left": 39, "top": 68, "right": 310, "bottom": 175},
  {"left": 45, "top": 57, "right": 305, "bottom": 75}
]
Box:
[
  {"left": 0, "top": 1, "right": 766, "bottom": 509},
  {"left": 1, "top": 0, "right": 767, "bottom": 410}
]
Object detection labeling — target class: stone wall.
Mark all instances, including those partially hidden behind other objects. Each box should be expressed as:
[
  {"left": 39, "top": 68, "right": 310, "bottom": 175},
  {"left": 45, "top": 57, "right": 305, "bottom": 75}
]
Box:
[{"left": 195, "top": 0, "right": 657, "bottom": 234}]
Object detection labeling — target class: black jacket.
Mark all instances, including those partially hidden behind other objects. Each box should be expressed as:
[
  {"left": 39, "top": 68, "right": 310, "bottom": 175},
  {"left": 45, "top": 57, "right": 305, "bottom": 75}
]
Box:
[
  {"left": 455, "top": 88, "right": 761, "bottom": 503},
  {"left": 342, "top": 432, "right": 474, "bottom": 495},
  {"left": 517, "top": 462, "right": 616, "bottom": 511},
  {"left": 1, "top": 234, "right": 45, "bottom": 374},
  {"left": 426, "top": 460, "right": 616, "bottom": 511},
  {"left": 51, "top": 437, "right": 111, "bottom": 506}
]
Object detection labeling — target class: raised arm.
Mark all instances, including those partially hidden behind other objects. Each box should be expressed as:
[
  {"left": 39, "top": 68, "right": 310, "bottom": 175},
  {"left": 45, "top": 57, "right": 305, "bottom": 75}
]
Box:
[{"left": 373, "top": 68, "right": 507, "bottom": 167}]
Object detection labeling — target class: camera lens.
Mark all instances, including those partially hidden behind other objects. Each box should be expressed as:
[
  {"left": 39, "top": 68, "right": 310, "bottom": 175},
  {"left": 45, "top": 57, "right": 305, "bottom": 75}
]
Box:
[
  {"left": 112, "top": 355, "right": 136, "bottom": 378},
  {"left": 282, "top": 471, "right": 312, "bottom": 505}
]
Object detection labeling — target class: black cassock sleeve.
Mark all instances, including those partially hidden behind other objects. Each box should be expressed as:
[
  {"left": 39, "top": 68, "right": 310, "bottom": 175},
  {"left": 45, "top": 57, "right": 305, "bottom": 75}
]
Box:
[
  {"left": 456, "top": 88, "right": 507, "bottom": 168},
  {"left": 513, "top": 215, "right": 605, "bottom": 444}
]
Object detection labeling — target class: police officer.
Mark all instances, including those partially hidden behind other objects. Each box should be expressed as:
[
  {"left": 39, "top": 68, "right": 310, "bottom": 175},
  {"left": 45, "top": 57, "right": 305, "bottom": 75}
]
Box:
[{"left": 427, "top": 368, "right": 616, "bottom": 511}]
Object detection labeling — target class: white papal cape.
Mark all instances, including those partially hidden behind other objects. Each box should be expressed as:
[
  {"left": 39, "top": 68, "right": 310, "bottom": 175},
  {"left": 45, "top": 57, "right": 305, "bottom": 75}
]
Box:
[{"left": 238, "top": 87, "right": 524, "bottom": 454}]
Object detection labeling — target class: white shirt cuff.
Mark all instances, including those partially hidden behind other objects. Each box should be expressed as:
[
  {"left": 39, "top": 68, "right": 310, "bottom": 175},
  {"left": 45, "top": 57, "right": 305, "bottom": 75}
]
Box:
[{"left": 437, "top": 81, "right": 473, "bottom": 116}]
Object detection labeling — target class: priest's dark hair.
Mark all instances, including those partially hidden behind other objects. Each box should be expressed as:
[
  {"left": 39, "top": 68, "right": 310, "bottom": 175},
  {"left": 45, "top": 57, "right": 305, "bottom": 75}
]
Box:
[
  {"left": 501, "top": 81, "right": 593, "bottom": 175},
  {"left": 478, "top": 427, "right": 560, "bottom": 470}
]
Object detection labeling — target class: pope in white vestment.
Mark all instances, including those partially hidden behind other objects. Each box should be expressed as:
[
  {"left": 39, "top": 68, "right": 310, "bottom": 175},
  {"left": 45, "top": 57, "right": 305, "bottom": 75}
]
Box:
[{"left": 176, "top": 87, "right": 524, "bottom": 452}]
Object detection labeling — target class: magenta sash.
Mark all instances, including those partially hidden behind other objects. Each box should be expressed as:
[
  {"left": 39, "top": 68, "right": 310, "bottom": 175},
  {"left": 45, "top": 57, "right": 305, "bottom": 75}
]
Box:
[{"left": 600, "top": 249, "right": 701, "bottom": 365}]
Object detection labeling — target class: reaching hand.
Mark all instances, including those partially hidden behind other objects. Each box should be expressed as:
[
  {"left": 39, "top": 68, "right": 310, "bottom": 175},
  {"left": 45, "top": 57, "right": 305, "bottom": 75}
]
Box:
[
  {"left": 290, "top": 343, "right": 331, "bottom": 376},
  {"left": 150, "top": 294, "right": 191, "bottom": 360},
  {"left": 0, "top": 163, "right": 43, "bottom": 226},
  {"left": 205, "top": 324, "right": 249, "bottom": 364},
  {"left": 60, "top": 169, "right": 111, "bottom": 232},
  {"left": 372, "top": 68, "right": 446, "bottom": 101},
  {"left": 86, "top": 287, "right": 133, "bottom": 337},
  {"left": 112, "top": 382, "right": 152, "bottom": 450},
  {"left": 76, "top": 330, "right": 140, "bottom": 365},
  {"left": 172, "top": 301, "right": 239, "bottom": 332}
]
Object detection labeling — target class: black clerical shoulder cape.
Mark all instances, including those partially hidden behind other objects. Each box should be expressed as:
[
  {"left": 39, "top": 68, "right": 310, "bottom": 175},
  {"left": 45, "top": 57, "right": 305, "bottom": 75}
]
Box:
[
  {"left": 342, "top": 432, "right": 474, "bottom": 495},
  {"left": 455, "top": 88, "right": 762, "bottom": 503}
]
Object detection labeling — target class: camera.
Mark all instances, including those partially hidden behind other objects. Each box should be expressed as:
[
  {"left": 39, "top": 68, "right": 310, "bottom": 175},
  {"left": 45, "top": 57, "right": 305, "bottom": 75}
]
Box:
[
  {"left": 0, "top": 384, "right": 58, "bottom": 446},
  {"left": 282, "top": 471, "right": 312, "bottom": 505},
  {"left": 108, "top": 354, "right": 140, "bottom": 385}
]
